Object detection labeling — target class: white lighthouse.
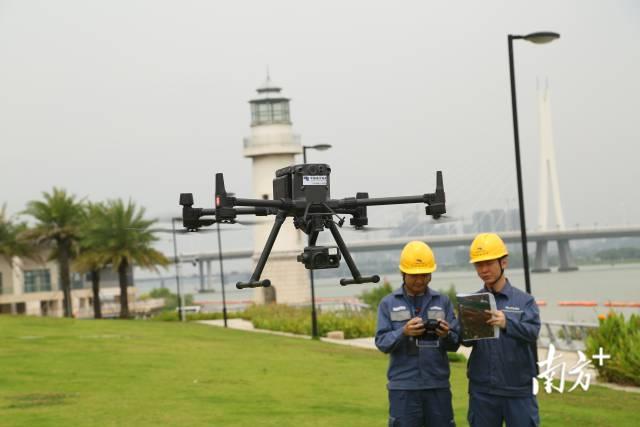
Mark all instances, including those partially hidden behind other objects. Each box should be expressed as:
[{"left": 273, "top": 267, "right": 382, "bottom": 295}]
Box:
[{"left": 243, "top": 76, "right": 310, "bottom": 304}]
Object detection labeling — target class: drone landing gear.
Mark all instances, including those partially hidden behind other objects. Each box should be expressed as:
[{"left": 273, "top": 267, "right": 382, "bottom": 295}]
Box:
[
  {"left": 236, "top": 212, "right": 379, "bottom": 289},
  {"left": 327, "top": 221, "right": 380, "bottom": 286},
  {"left": 235, "top": 212, "right": 287, "bottom": 289}
]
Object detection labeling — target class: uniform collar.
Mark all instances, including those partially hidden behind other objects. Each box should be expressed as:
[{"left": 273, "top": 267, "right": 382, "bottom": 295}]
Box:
[
  {"left": 392, "top": 286, "right": 405, "bottom": 297},
  {"left": 394, "top": 285, "right": 440, "bottom": 299},
  {"left": 483, "top": 279, "right": 513, "bottom": 298}
]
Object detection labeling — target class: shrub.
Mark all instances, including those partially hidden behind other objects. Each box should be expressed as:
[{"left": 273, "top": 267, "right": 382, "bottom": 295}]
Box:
[
  {"left": 244, "top": 304, "right": 311, "bottom": 335},
  {"left": 447, "top": 352, "right": 466, "bottom": 363},
  {"left": 359, "top": 280, "right": 393, "bottom": 310},
  {"left": 438, "top": 283, "right": 457, "bottom": 309},
  {"left": 151, "top": 310, "right": 242, "bottom": 322},
  {"left": 151, "top": 311, "right": 180, "bottom": 321},
  {"left": 186, "top": 312, "right": 242, "bottom": 321},
  {"left": 242, "top": 304, "right": 377, "bottom": 338},
  {"left": 586, "top": 312, "right": 640, "bottom": 386},
  {"left": 140, "top": 288, "right": 193, "bottom": 311},
  {"left": 318, "top": 310, "right": 377, "bottom": 339}
]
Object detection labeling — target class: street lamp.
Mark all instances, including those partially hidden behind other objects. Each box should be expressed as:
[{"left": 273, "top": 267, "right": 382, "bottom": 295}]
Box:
[
  {"left": 170, "top": 218, "right": 230, "bottom": 326},
  {"left": 508, "top": 31, "right": 560, "bottom": 295},
  {"left": 302, "top": 144, "right": 332, "bottom": 165},
  {"left": 301, "top": 143, "right": 333, "bottom": 339},
  {"left": 216, "top": 222, "right": 229, "bottom": 328}
]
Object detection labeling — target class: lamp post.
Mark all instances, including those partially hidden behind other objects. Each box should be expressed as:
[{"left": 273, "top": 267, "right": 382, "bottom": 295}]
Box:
[
  {"left": 216, "top": 222, "right": 229, "bottom": 328},
  {"left": 508, "top": 31, "right": 560, "bottom": 295},
  {"left": 302, "top": 144, "right": 332, "bottom": 165},
  {"left": 171, "top": 217, "right": 186, "bottom": 322},
  {"left": 302, "top": 143, "right": 332, "bottom": 339}
]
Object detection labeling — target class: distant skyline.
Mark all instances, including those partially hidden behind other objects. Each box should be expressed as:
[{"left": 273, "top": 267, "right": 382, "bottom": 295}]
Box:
[{"left": 2, "top": 1, "right": 639, "bottom": 262}]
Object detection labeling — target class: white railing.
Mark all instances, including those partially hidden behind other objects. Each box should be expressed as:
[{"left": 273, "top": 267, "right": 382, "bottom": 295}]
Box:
[{"left": 539, "top": 321, "right": 599, "bottom": 351}]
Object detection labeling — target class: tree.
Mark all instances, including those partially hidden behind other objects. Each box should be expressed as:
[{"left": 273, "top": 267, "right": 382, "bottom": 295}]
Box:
[
  {"left": 0, "top": 204, "right": 33, "bottom": 263},
  {"left": 22, "top": 189, "right": 86, "bottom": 317},
  {"left": 83, "top": 199, "right": 168, "bottom": 318},
  {"left": 73, "top": 202, "right": 110, "bottom": 319}
]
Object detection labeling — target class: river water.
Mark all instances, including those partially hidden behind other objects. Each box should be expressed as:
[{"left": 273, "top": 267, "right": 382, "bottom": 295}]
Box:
[{"left": 137, "top": 263, "right": 640, "bottom": 323}]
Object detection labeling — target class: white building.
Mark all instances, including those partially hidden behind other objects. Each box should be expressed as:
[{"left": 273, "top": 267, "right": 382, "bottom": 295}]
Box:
[
  {"left": 0, "top": 253, "right": 134, "bottom": 317},
  {"left": 242, "top": 77, "right": 310, "bottom": 304}
]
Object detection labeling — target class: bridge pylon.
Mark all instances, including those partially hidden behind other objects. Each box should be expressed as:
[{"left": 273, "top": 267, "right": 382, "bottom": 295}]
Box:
[{"left": 533, "top": 81, "right": 578, "bottom": 272}]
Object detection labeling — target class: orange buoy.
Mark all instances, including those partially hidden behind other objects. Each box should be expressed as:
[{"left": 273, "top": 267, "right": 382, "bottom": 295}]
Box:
[
  {"left": 603, "top": 301, "right": 640, "bottom": 308},
  {"left": 558, "top": 301, "right": 597, "bottom": 307},
  {"left": 535, "top": 300, "right": 547, "bottom": 306}
]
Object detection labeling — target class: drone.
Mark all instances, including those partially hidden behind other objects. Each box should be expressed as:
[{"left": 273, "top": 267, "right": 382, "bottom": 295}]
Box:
[{"left": 179, "top": 163, "right": 446, "bottom": 290}]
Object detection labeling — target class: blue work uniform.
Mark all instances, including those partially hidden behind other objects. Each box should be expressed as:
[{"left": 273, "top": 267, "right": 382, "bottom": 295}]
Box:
[
  {"left": 376, "top": 286, "right": 460, "bottom": 427},
  {"left": 463, "top": 280, "right": 541, "bottom": 427}
]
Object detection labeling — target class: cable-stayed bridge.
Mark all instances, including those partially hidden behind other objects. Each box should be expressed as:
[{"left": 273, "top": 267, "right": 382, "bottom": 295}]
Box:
[{"left": 173, "top": 225, "right": 640, "bottom": 291}]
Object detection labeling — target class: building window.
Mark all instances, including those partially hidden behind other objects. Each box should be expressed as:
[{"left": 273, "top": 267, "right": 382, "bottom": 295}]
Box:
[
  {"left": 0, "top": 272, "right": 11, "bottom": 295},
  {"left": 251, "top": 101, "right": 290, "bottom": 125},
  {"left": 272, "top": 103, "right": 284, "bottom": 121},
  {"left": 24, "top": 269, "right": 52, "bottom": 293},
  {"left": 71, "top": 272, "right": 86, "bottom": 289},
  {"left": 257, "top": 103, "right": 271, "bottom": 123}
]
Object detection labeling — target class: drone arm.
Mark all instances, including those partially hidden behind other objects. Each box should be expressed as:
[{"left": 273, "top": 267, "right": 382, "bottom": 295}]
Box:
[
  {"left": 236, "top": 211, "right": 287, "bottom": 289},
  {"left": 334, "top": 171, "right": 446, "bottom": 217},
  {"left": 233, "top": 198, "right": 289, "bottom": 209},
  {"left": 200, "top": 207, "right": 272, "bottom": 217},
  {"left": 339, "top": 194, "right": 431, "bottom": 207},
  {"left": 327, "top": 221, "right": 380, "bottom": 286},
  {"left": 237, "top": 207, "right": 271, "bottom": 216},
  {"left": 335, "top": 194, "right": 446, "bottom": 219}
]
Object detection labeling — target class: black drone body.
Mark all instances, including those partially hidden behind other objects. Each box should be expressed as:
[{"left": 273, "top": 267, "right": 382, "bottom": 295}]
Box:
[{"left": 179, "top": 163, "right": 446, "bottom": 290}]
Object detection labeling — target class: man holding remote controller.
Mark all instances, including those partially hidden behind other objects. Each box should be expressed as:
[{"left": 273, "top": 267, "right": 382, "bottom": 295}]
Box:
[{"left": 376, "top": 241, "right": 460, "bottom": 427}]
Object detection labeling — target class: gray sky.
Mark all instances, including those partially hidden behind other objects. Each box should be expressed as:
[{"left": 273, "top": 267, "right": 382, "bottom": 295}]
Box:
[{"left": 1, "top": 0, "right": 639, "bottom": 258}]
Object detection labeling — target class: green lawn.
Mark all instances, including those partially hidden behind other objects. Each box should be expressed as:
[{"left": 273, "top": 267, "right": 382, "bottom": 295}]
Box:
[{"left": 0, "top": 316, "right": 638, "bottom": 426}]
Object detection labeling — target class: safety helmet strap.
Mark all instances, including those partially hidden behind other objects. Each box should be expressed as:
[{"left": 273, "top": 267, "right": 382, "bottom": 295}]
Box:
[{"left": 486, "top": 256, "right": 506, "bottom": 288}]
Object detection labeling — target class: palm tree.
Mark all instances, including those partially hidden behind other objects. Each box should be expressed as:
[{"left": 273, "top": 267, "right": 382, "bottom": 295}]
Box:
[
  {"left": 73, "top": 252, "right": 107, "bottom": 319},
  {"left": 22, "top": 189, "right": 86, "bottom": 317},
  {"left": 74, "top": 202, "right": 110, "bottom": 319},
  {"left": 0, "top": 204, "right": 32, "bottom": 263},
  {"left": 83, "top": 199, "right": 168, "bottom": 318}
]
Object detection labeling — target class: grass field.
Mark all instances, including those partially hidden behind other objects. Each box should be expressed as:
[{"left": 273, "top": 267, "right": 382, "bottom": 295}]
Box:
[{"left": 0, "top": 316, "right": 638, "bottom": 426}]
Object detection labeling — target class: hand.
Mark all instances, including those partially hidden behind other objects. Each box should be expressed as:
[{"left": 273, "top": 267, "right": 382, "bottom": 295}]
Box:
[
  {"left": 485, "top": 310, "right": 506, "bottom": 329},
  {"left": 435, "top": 319, "right": 450, "bottom": 338},
  {"left": 403, "top": 317, "right": 426, "bottom": 337}
]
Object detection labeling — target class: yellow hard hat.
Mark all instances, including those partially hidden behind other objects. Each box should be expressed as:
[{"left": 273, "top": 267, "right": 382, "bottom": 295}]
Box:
[
  {"left": 399, "top": 241, "right": 437, "bottom": 274},
  {"left": 469, "top": 233, "right": 508, "bottom": 263}
]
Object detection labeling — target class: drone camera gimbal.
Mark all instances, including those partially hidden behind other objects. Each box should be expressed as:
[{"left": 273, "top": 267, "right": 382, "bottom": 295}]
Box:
[{"left": 179, "top": 163, "right": 446, "bottom": 290}]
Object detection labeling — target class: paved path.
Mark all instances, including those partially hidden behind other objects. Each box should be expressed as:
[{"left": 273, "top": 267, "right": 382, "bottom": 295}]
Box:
[{"left": 198, "top": 319, "right": 639, "bottom": 394}]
